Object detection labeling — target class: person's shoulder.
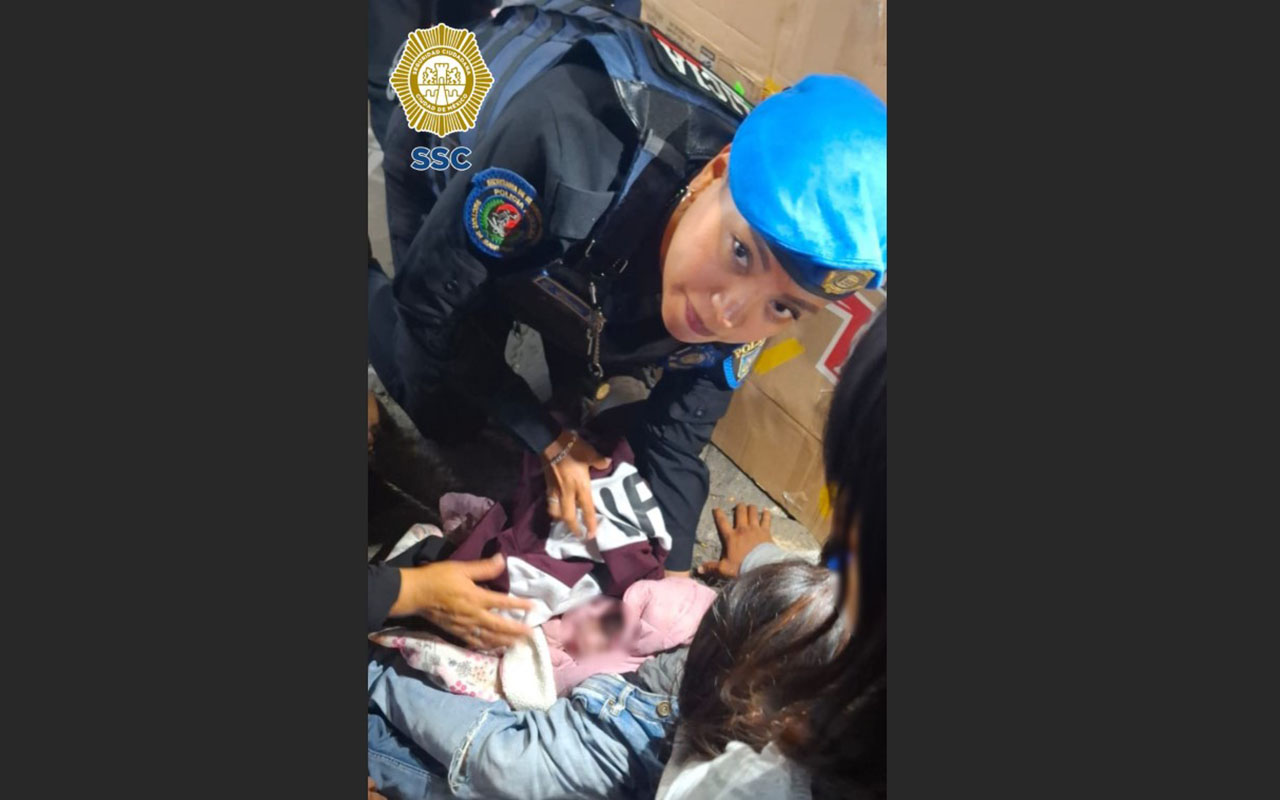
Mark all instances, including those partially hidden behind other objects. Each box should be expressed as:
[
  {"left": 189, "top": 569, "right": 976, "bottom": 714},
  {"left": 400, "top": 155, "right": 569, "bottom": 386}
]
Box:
[{"left": 508, "top": 52, "right": 637, "bottom": 149}]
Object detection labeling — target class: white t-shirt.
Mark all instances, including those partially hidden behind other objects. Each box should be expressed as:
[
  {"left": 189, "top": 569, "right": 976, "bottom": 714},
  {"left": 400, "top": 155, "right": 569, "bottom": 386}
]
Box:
[{"left": 657, "top": 736, "right": 812, "bottom": 800}]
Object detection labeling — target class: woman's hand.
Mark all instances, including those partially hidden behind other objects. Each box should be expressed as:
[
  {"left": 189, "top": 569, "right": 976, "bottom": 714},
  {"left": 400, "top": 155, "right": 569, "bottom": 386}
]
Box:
[
  {"left": 389, "top": 553, "right": 534, "bottom": 650},
  {"left": 697, "top": 504, "right": 776, "bottom": 579},
  {"left": 542, "top": 430, "right": 611, "bottom": 538},
  {"left": 368, "top": 777, "right": 386, "bottom": 800}
]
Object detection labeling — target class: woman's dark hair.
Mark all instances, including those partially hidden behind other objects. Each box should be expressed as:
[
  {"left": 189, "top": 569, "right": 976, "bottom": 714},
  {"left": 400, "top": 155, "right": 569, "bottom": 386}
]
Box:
[
  {"left": 678, "top": 307, "right": 887, "bottom": 798},
  {"left": 678, "top": 562, "right": 850, "bottom": 759},
  {"left": 797, "top": 305, "right": 887, "bottom": 799}
]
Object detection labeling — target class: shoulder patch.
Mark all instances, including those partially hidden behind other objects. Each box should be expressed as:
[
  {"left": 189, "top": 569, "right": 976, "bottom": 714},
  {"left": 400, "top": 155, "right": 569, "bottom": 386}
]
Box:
[
  {"left": 464, "top": 167, "right": 544, "bottom": 258},
  {"left": 722, "top": 339, "right": 765, "bottom": 389},
  {"left": 645, "top": 26, "right": 752, "bottom": 120}
]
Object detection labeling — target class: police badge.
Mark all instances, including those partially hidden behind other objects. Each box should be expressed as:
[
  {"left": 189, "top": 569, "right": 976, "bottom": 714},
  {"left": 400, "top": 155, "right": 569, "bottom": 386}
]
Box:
[
  {"left": 389, "top": 23, "right": 493, "bottom": 136},
  {"left": 820, "top": 269, "right": 876, "bottom": 297}
]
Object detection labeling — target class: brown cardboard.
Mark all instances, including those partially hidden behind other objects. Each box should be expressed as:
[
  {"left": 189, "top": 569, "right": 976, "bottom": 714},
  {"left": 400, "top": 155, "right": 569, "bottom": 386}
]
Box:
[
  {"left": 642, "top": 0, "right": 887, "bottom": 104},
  {"left": 641, "top": 2, "right": 766, "bottom": 103},
  {"left": 712, "top": 378, "right": 832, "bottom": 537},
  {"left": 712, "top": 290, "right": 885, "bottom": 538}
]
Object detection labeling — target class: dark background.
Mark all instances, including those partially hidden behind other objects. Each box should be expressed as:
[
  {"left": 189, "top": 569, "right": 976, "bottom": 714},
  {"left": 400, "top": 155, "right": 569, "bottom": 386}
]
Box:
[{"left": 3, "top": 1, "right": 1271, "bottom": 797}]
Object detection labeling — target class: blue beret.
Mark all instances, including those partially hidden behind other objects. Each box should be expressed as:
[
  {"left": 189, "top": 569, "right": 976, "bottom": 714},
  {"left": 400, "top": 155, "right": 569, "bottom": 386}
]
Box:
[{"left": 728, "top": 75, "right": 887, "bottom": 299}]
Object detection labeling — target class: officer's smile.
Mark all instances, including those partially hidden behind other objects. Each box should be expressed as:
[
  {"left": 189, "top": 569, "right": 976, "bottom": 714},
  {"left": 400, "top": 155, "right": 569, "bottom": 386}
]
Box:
[{"left": 684, "top": 298, "right": 714, "bottom": 339}]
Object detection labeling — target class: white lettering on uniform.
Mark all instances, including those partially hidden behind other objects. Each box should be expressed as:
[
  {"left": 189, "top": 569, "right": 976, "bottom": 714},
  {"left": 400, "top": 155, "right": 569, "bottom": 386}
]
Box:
[
  {"left": 655, "top": 39, "right": 688, "bottom": 76},
  {"left": 655, "top": 33, "right": 752, "bottom": 117},
  {"left": 693, "top": 64, "right": 728, "bottom": 102}
]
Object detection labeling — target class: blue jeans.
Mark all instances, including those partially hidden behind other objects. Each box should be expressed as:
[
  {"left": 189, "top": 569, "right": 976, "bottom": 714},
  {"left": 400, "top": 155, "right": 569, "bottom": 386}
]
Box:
[
  {"left": 368, "top": 657, "right": 678, "bottom": 799},
  {"left": 368, "top": 706, "right": 447, "bottom": 799}
]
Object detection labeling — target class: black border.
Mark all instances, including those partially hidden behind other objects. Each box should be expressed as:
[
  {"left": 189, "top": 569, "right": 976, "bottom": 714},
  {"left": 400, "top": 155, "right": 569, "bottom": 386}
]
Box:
[
  {"left": 12, "top": 2, "right": 369, "bottom": 794},
  {"left": 10, "top": 0, "right": 1265, "bottom": 795}
]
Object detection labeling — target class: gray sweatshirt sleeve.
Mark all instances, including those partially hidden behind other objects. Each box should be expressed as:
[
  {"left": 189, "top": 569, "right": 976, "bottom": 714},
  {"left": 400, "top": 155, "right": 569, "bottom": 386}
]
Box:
[{"left": 636, "top": 648, "right": 688, "bottom": 696}]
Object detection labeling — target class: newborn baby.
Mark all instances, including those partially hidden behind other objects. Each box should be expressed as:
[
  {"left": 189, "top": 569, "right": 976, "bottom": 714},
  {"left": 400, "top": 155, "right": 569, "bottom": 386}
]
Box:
[
  {"left": 542, "top": 577, "right": 717, "bottom": 696},
  {"left": 371, "top": 577, "right": 717, "bottom": 705}
]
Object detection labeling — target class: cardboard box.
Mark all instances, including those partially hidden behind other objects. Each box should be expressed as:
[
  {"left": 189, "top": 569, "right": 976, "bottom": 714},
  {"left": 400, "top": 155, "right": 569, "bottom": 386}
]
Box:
[
  {"left": 712, "top": 290, "right": 885, "bottom": 539},
  {"left": 642, "top": 0, "right": 887, "bottom": 104}
]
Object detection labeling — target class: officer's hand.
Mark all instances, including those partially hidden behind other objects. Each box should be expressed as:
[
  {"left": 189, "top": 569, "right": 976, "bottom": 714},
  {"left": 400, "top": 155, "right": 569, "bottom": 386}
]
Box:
[
  {"left": 542, "top": 430, "right": 611, "bottom": 539},
  {"left": 698, "top": 504, "right": 775, "bottom": 579},
  {"left": 388, "top": 554, "right": 534, "bottom": 651}
]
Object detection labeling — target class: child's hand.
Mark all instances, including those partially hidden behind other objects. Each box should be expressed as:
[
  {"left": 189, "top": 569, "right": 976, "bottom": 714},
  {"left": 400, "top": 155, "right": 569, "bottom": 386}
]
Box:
[{"left": 698, "top": 504, "right": 775, "bottom": 579}]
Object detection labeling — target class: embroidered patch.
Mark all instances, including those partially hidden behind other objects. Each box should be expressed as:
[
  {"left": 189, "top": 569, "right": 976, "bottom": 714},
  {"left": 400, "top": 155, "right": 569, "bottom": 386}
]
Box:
[
  {"left": 464, "top": 167, "right": 543, "bottom": 258},
  {"left": 820, "top": 269, "right": 876, "bottom": 297},
  {"left": 722, "top": 339, "right": 765, "bottom": 388}
]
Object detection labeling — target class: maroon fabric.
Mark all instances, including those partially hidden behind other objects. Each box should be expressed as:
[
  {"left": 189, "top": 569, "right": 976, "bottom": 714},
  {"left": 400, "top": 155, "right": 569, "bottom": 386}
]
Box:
[{"left": 448, "top": 437, "right": 668, "bottom": 600}]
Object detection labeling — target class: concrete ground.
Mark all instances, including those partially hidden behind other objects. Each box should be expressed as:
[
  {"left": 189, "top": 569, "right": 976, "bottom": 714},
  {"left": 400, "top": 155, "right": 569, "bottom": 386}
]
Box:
[{"left": 367, "top": 122, "right": 820, "bottom": 567}]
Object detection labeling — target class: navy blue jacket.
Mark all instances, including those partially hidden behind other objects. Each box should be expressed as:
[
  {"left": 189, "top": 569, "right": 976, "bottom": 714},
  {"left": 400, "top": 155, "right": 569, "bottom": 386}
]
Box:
[{"left": 377, "top": 54, "right": 741, "bottom": 572}]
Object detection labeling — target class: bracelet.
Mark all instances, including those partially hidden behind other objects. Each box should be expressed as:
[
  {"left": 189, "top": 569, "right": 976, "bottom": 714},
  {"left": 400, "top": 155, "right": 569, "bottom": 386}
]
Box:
[{"left": 545, "top": 431, "right": 578, "bottom": 468}]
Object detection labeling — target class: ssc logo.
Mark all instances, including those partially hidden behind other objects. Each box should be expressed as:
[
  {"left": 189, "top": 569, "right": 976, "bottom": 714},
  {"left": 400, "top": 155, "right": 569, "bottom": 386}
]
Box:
[
  {"left": 464, "top": 168, "right": 543, "bottom": 258},
  {"left": 389, "top": 24, "right": 493, "bottom": 137},
  {"left": 410, "top": 145, "right": 472, "bottom": 172}
]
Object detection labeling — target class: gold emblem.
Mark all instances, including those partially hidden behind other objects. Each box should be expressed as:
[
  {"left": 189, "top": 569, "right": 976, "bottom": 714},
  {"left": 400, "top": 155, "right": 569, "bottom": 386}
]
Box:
[
  {"left": 820, "top": 269, "right": 876, "bottom": 296},
  {"left": 390, "top": 24, "right": 494, "bottom": 137}
]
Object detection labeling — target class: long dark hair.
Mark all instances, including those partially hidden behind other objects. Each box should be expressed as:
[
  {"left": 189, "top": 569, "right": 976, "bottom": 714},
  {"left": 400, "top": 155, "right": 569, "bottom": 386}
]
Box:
[
  {"left": 792, "top": 305, "right": 887, "bottom": 799},
  {"left": 676, "top": 307, "right": 888, "bottom": 797},
  {"left": 677, "top": 562, "right": 851, "bottom": 758}
]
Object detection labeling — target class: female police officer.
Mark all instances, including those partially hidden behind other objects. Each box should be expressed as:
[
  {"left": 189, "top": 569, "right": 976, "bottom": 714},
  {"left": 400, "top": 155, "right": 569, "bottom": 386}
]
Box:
[{"left": 368, "top": 26, "right": 886, "bottom": 575}]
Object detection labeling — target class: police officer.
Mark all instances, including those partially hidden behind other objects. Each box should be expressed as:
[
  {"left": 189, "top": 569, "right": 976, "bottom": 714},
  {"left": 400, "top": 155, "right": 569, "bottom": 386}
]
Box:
[{"left": 369, "top": 43, "right": 886, "bottom": 574}]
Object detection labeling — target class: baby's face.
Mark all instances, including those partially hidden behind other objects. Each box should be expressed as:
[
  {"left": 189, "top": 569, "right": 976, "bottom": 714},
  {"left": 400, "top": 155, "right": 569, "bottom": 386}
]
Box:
[{"left": 569, "top": 606, "right": 625, "bottom": 656}]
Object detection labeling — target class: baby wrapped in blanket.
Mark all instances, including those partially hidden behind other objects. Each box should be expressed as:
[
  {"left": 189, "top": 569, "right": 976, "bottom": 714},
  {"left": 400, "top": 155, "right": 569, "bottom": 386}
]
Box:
[{"left": 371, "top": 576, "right": 716, "bottom": 708}]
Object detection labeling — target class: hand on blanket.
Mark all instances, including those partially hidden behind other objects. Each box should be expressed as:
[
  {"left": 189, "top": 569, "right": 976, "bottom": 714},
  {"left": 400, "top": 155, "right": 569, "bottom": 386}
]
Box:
[
  {"left": 390, "top": 553, "right": 534, "bottom": 651},
  {"left": 698, "top": 504, "right": 775, "bottom": 579},
  {"left": 542, "top": 430, "right": 611, "bottom": 539}
]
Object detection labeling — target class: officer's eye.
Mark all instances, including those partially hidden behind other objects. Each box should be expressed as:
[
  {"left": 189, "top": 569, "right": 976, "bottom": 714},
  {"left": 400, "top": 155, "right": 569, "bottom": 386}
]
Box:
[
  {"left": 731, "top": 237, "right": 751, "bottom": 270},
  {"left": 770, "top": 300, "right": 798, "bottom": 321}
]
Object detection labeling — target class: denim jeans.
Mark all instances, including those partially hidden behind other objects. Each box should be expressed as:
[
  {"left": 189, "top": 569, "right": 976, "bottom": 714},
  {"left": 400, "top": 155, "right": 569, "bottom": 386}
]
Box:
[
  {"left": 368, "top": 706, "right": 447, "bottom": 799},
  {"left": 368, "top": 656, "right": 678, "bottom": 799}
]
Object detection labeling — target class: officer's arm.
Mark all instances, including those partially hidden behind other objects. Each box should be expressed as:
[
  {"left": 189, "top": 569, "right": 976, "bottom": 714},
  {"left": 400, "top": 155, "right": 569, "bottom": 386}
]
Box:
[
  {"left": 389, "top": 93, "right": 577, "bottom": 455},
  {"left": 631, "top": 370, "right": 735, "bottom": 573},
  {"left": 367, "top": 564, "right": 400, "bottom": 633}
]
